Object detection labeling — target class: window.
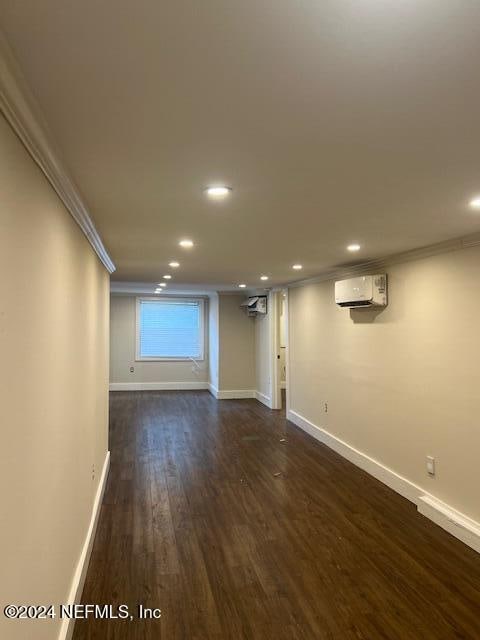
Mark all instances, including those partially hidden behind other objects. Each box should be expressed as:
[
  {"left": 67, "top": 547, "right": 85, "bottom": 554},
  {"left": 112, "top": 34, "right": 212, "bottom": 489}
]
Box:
[{"left": 136, "top": 298, "right": 204, "bottom": 360}]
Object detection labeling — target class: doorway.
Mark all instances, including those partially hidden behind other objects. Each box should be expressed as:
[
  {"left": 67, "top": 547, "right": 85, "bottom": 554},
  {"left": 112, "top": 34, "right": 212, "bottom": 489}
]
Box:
[{"left": 270, "top": 288, "right": 289, "bottom": 411}]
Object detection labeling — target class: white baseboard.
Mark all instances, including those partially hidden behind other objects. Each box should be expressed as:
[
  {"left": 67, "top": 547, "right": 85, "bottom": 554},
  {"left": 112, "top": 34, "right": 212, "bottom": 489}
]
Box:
[
  {"left": 287, "top": 409, "right": 480, "bottom": 554},
  {"left": 417, "top": 495, "right": 480, "bottom": 554},
  {"left": 208, "top": 383, "right": 219, "bottom": 398},
  {"left": 255, "top": 390, "right": 272, "bottom": 408},
  {"left": 287, "top": 410, "right": 420, "bottom": 502},
  {"left": 208, "top": 384, "right": 268, "bottom": 402},
  {"left": 208, "top": 384, "right": 256, "bottom": 400},
  {"left": 209, "top": 386, "right": 272, "bottom": 406},
  {"left": 109, "top": 381, "right": 209, "bottom": 391},
  {"left": 216, "top": 389, "right": 256, "bottom": 400},
  {"left": 59, "top": 450, "right": 110, "bottom": 640}
]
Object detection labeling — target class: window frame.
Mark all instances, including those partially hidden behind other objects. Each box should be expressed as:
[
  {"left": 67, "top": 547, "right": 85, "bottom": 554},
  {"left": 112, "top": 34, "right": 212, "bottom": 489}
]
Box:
[{"left": 135, "top": 296, "right": 205, "bottom": 362}]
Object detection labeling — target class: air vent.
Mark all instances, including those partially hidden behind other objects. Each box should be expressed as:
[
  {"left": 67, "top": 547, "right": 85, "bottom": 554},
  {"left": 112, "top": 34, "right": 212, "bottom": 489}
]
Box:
[{"left": 338, "top": 300, "right": 372, "bottom": 308}]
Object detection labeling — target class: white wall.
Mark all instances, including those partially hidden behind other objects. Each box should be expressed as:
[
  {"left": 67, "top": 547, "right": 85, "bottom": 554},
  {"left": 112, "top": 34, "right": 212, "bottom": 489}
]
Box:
[
  {"left": 288, "top": 245, "right": 480, "bottom": 525},
  {"left": 110, "top": 295, "right": 209, "bottom": 388},
  {"left": 279, "top": 295, "right": 287, "bottom": 385},
  {"left": 0, "top": 113, "right": 110, "bottom": 640}
]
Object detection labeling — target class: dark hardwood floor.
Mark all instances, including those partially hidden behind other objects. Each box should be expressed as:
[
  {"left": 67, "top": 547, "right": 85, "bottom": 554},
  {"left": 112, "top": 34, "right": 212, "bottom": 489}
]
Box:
[{"left": 73, "top": 391, "right": 480, "bottom": 639}]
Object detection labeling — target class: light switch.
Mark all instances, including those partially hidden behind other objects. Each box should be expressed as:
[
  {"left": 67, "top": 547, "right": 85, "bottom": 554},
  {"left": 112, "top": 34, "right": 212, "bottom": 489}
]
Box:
[{"left": 426, "top": 456, "right": 435, "bottom": 476}]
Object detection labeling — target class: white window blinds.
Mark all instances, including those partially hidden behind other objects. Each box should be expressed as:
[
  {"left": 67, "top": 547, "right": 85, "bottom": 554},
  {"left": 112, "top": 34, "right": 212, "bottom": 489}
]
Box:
[{"left": 137, "top": 298, "right": 203, "bottom": 359}]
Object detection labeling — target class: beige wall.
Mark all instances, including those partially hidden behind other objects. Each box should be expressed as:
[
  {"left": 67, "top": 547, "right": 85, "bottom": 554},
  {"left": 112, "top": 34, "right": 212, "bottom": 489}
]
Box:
[
  {"left": 208, "top": 293, "right": 219, "bottom": 389},
  {"left": 289, "top": 246, "right": 480, "bottom": 523},
  {"left": 110, "top": 295, "right": 209, "bottom": 385},
  {"left": 110, "top": 293, "right": 254, "bottom": 392},
  {"left": 0, "top": 114, "right": 109, "bottom": 639},
  {"left": 218, "top": 294, "right": 255, "bottom": 390}
]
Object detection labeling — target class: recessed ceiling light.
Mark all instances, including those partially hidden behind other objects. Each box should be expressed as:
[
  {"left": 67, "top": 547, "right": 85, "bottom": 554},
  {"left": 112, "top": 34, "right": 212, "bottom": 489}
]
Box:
[
  {"left": 292, "top": 264, "right": 303, "bottom": 270},
  {"left": 469, "top": 196, "right": 480, "bottom": 209},
  {"left": 169, "top": 261, "right": 180, "bottom": 268},
  {"left": 159, "top": 283, "right": 167, "bottom": 287},
  {"left": 205, "top": 186, "right": 232, "bottom": 198},
  {"left": 179, "top": 239, "right": 194, "bottom": 248},
  {"left": 163, "top": 274, "right": 172, "bottom": 279},
  {"left": 260, "top": 275, "right": 269, "bottom": 281},
  {"left": 347, "top": 244, "right": 361, "bottom": 252},
  {"left": 238, "top": 283, "right": 246, "bottom": 288}
]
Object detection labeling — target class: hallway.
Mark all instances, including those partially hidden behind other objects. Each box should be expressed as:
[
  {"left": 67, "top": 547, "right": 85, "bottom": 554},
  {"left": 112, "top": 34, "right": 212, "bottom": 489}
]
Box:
[{"left": 74, "top": 392, "right": 480, "bottom": 639}]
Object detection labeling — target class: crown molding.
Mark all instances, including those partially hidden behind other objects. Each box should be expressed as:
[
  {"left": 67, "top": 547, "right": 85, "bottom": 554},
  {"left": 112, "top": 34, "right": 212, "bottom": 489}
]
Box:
[
  {"left": 288, "top": 232, "right": 480, "bottom": 289},
  {"left": 0, "top": 31, "right": 115, "bottom": 274},
  {"left": 110, "top": 281, "right": 234, "bottom": 296}
]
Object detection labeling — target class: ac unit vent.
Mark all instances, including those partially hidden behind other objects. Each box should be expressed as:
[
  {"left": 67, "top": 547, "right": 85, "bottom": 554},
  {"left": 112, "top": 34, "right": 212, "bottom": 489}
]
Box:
[
  {"left": 337, "top": 300, "right": 372, "bottom": 308},
  {"left": 335, "top": 275, "right": 388, "bottom": 309}
]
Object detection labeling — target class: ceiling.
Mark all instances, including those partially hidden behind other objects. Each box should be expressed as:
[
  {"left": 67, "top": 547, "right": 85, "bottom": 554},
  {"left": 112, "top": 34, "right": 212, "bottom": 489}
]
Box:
[{"left": 2, "top": 1, "right": 480, "bottom": 289}]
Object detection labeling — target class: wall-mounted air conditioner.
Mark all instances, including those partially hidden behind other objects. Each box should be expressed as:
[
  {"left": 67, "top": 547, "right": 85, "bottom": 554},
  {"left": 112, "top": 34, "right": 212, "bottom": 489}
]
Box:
[
  {"left": 335, "top": 275, "right": 387, "bottom": 308},
  {"left": 241, "top": 295, "right": 267, "bottom": 316}
]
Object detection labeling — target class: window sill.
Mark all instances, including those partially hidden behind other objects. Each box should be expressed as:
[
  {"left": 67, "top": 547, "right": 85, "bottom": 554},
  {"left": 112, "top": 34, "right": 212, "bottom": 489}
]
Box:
[{"left": 135, "top": 357, "right": 205, "bottom": 362}]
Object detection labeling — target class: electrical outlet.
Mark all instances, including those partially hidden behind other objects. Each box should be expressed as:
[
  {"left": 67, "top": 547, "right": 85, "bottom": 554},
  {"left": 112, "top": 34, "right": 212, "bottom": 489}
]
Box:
[
  {"left": 426, "top": 456, "right": 435, "bottom": 476},
  {"left": 324, "top": 402, "right": 328, "bottom": 413},
  {"left": 92, "top": 463, "right": 95, "bottom": 481},
  {"left": 130, "top": 366, "right": 134, "bottom": 373}
]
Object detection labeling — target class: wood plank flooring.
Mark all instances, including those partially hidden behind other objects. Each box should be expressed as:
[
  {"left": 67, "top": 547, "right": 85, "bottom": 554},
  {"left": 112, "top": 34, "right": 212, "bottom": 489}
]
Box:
[{"left": 73, "top": 391, "right": 480, "bottom": 639}]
